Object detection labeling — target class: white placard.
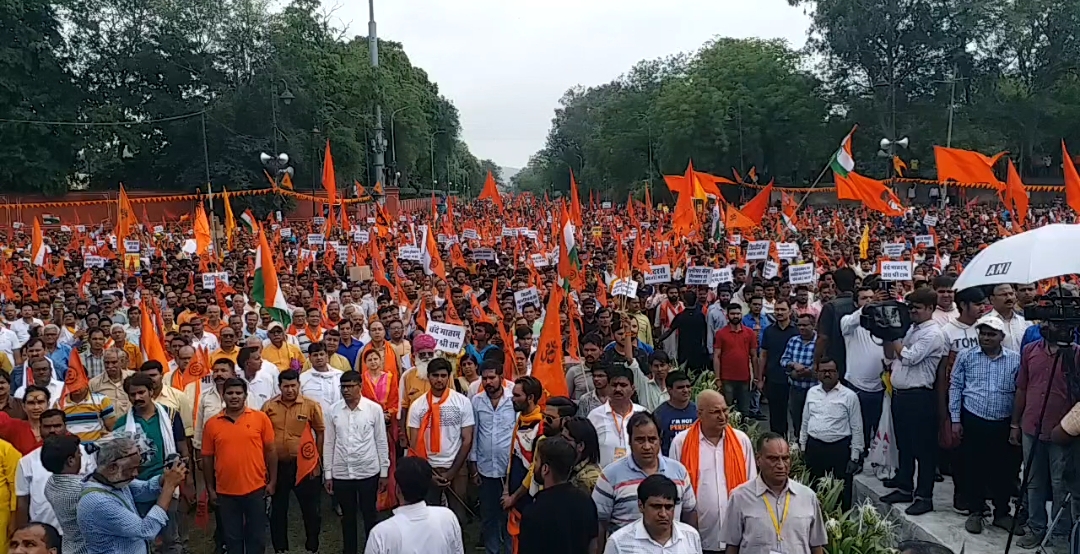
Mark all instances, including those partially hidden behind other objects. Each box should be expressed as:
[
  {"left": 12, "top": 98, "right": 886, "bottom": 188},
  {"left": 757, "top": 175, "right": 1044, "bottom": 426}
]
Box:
[
  {"left": 746, "top": 240, "right": 771, "bottom": 261},
  {"left": 788, "top": 264, "right": 816, "bottom": 285},
  {"left": 763, "top": 260, "right": 779, "bottom": 279},
  {"left": 313, "top": 216, "right": 326, "bottom": 227},
  {"left": 201, "top": 272, "right": 229, "bottom": 289},
  {"left": 881, "top": 260, "right": 913, "bottom": 281},
  {"left": 398, "top": 245, "right": 421, "bottom": 261},
  {"left": 514, "top": 287, "right": 541, "bottom": 312},
  {"left": 501, "top": 227, "right": 516, "bottom": 238},
  {"left": 12, "top": 222, "right": 22, "bottom": 229},
  {"left": 711, "top": 267, "right": 734, "bottom": 285},
  {"left": 123, "top": 239, "right": 141, "bottom": 253},
  {"left": 60, "top": 225, "right": 71, "bottom": 232},
  {"left": 601, "top": 201, "right": 612, "bottom": 209},
  {"left": 685, "top": 266, "right": 713, "bottom": 286},
  {"left": 529, "top": 253, "right": 548, "bottom": 268},
  {"left": 279, "top": 228, "right": 293, "bottom": 238},
  {"left": 426, "top": 321, "right": 467, "bottom": 355},
  {"left": 462, "top": 228, "right": 480, "bottom": 241},
  {"left": 728, "top": 234, "right": 742, "bottom": 246},
  {"left": 76, "top": 225, "right": 87, "bottom": 233},
  {"left": 923, "top": 215, "right": 938, "bottom": 227},
  {"left": 883, "top": 243, "right": 906, "bottom": 257},
  {"left": 611, "top": 278, "right": 639, "bottom": 298},
  {"left": 644, "top": 264, "right": 671, "bottom": 285},
  {"left": 153, "top": 225, "right": 164, "bottom": 234},
  {"left": 335, "top": 244, "right": 349, "bottom": 259},
  {"left": 777, "top": 243, "right": 799, "bottom": 260},
  {"left": 914, "top": 234, "right": 935, "bottom": 248},
  {"left": 83, "top": 256, "right": 105, "bottom": 268},
  {"left": 354, "top": 230, "right": 369, "bottom": 244},
  {"left": 436, "top": 233, "right": 447, "bottom": 244},
  {"left": 307, "top": 233, "right": 325, "bottom": 247},
  {"left": 525, "top": 230, "right": 538, "bottom": 241},
  {"left": 366, "top": 217, "right": 376, "bottom": 224},
  {"left": 146, "top": 246, "right": 156, "bottom": 257},
  {"left": 472, "top": 248, "right": 496, "bottom": 261}
]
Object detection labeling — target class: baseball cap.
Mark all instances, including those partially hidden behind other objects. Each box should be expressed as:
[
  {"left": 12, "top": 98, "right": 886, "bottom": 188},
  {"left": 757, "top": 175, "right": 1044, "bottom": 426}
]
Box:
[
  {"left": 267, "top": 321, "right": 285, "bottom": 332},
  {"left": 975, "top": 315, "right": 1006, "bottom": 333}
]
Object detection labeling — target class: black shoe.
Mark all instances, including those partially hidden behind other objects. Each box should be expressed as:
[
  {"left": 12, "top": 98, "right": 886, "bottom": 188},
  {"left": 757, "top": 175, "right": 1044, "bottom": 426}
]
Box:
[
  {"left": 905, "top": 498, "right": 934, "bottom": 515},
  {"left": 992, "top": 515, "right": 1026, "bottom": 536},
  {"left": 881, "top": 478, "right": 901, "bottom": 489},
  {"left": 965, "top": 513, "right": 984, "bottom": 534},
  {"left": 934, "top": 472, "right": 944, "bottom": 483},
  {"left": 953, "top": 498, "right": 971, "bottom": 515},
  {"left": 881, "top": 490, "right": 914, "bottom": 504}
]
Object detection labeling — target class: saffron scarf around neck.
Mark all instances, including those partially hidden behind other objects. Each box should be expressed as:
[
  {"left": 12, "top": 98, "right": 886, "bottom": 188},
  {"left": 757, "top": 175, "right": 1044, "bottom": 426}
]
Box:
[
  {"left": 681, "top": 422, "right": 747, "bottom": 495},
  {"left": 511, "top": 407, "right": 544, "bottom": 463},
  {"left": 414, "top": 387, "right": 449, "bottom": 459}
]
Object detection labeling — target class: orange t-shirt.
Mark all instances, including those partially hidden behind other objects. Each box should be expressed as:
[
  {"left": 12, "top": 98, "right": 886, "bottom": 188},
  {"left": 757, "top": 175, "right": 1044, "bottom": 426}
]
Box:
[{"left": 201, "top": 408, "right": 275, "bottom": 496}]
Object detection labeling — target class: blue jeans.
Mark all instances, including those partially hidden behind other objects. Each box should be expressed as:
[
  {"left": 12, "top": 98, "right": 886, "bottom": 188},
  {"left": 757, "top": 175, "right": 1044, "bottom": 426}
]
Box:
[
  {"left": 1023, "top": 434, "right": 1071, "bottom": 537},
  {"left": 479, "top": 476, "right": 510, "bottom": 554}
]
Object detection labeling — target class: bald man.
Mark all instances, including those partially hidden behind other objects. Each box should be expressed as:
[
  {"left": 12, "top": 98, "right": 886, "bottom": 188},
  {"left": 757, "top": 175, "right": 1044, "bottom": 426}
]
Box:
[{"left": 668, "top": 390, "right": 757, "bottom": 554}]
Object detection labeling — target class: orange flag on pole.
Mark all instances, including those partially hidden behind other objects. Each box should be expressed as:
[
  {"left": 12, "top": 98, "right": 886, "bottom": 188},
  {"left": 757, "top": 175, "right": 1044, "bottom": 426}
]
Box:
[
  {"left": 740, "top": 180, "right": 773, "bottom": 225},
  {"left": 1004, "top": 159, "right": 1030, "bottom": 227},
  {"left": 671, "top": 162, "right": 701, "bottom": 237},
  {"left": 322, "top": 140, "right": 338, "bottom": 228},
  {"left": 117, "top": 184, "right": 137, "bottom": 254},
  {"left": 194, "top": 203, "right": 212, "bottom": 257},
  {"left": 1063, "top": 141, "right": 1080, "bottom": 217},
  {"left": 140, "top": 300, "right": 170, "bottom": 370},
  {"left": 835, "top": 172, "right": 906, "bottom": 217},
  {"left": 296, "top": 421, "right": 319, "bottom": 485},
  {"left": 58, "top": 347, "right": 89, "bottom": 408},
  {"left": 478, "top": 171, "right": 504, "bottom": 212},
  {"left": 530, "top": 287, "right": 569, "bottom": 398},
  {"left": 569, "top": 170, "right": 583, "bottom": 226},
  {"left": 934, "top": 146, "right": 1005, "bottom": 188}
]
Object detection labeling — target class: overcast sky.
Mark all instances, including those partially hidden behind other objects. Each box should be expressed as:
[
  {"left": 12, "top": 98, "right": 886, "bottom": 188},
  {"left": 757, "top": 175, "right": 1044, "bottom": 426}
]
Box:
[{"left": 336, "top": 0, "right": 812, "bottom": 169}]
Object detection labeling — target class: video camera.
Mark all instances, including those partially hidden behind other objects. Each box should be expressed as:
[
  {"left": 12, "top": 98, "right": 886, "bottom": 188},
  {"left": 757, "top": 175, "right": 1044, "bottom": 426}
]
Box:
[
  {"left": 859, "top": 300, "right": 912, "bottom": 342},
  {"left": 1025, "top": 295, "right": 1080, "bottom": 324}
]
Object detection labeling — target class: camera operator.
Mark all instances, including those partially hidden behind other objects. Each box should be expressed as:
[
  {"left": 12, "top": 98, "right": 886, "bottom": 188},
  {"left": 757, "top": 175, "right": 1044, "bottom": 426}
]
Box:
[
  {"left": 76, "top": 432, "right": 188, "bottom": 553},
  {"left": 879, "top": 288, "right": 948, "bottom": 515}
]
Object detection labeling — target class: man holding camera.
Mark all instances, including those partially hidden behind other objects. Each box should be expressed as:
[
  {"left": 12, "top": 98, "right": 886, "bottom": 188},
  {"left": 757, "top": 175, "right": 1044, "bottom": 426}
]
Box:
[{"left": 880, "top": 288, "right": 949, "bottom": 515}]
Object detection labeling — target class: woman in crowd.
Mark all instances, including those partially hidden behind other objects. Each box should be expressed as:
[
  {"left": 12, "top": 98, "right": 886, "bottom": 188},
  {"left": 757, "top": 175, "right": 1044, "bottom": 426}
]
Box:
[
  {"left": 0, "top": 371, "right": 26, "bottom": 421},
  {"left": 360, "top": 347, "right": 399, "bottom": 511}
]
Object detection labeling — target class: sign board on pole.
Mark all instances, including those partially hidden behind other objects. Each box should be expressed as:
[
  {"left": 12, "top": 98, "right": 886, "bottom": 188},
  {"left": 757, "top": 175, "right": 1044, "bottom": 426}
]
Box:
[
  {"left": 472, "top": 248, "right": 496, "bottom": 261},
  {"left": 201, "top": 272, "right": 229, "bottom": 289},
  {"left": 601, "top": 201, "right": 612, "bottom": 209},
  {"left": 644, "top": 264, "right": 671, "bottom": 285},
  {"left": 711, "top": 267, "right": 734, "bottom": 285},
  {"left": 923, "top": 215, "right": 938, "bottom": 227},
  {"left": 611, "top": 279, "right": 639, "bottom": 298},
  {"left": 462, "top": 229, "right": 480, "bottom": 241},
  {"left": 789, "top": 264, "right": 816, "bottom": 285},
  {"left": 123, "top": 240, "right": 141, "bottom": 253},
  {"left": 83, "top": 256, "right": 105, "bottom": 268},
  {"left": 279, "top": 228, "right": 293, "bottom": 238},
  {"left": 881, "top": 260, "right": 913, "bottom": 281},
  {"left": 312, "top": 217, "right": 326, "bottom": 227},
  {"left": 426, "top": 321, "right": 467, "bottom": 355},
  {"left": 354, "top": 230, "right": 370, "bottom": 244},
  {"left": 307, "top": 233, "right": 325, "bottom": 247}
]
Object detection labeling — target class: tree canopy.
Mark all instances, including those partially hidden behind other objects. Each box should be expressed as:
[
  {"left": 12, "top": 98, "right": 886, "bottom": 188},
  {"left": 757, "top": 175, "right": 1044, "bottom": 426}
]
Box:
[
  {"left": 514, "top": 1, "right": 1080, "bottom": 198},
  {"left": 1, "top": 0, "right": 486, "bottom": 198}
]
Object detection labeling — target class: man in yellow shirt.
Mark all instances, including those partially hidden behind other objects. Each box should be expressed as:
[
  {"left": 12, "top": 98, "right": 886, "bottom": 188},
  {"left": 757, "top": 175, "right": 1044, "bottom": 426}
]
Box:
[
  {"left": 262, "top": 322, "right": 304, "bottom": 372},
  {"left": 211, "top": 326, "right": 241, "bottom": 364}
]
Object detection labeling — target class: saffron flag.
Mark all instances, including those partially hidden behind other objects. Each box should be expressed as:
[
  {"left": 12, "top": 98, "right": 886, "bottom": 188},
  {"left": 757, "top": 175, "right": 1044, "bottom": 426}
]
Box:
[
  {"left": 531, "top": 286, "right": 569, "bottom": 398},
  {"left": 569, "top": 170, "right": 583, "bottom": 227},
  {"left": 31, "top": 218, "right": 46, "bottom": 267},
  {"left": 117, "top": 184, "right": 137, "bottom": 254},
  {"left": 296, "top": 421, "right": 319, "bottom": 485},
  {"left": 251, "top": 226, "right": 292, "bottom": 325},
  {"left": 740, "top": 181, "right": 773, "bottom": 225},
  {"left": 478, "top": 171, "right": 504, "bottom": 211},
  {"left": 140, "top": 300, "right": 170, "bottom": 369},
  {"left": 671, "top": 161, "right": 703, "bottom": 236},
  {"left": 420, "top": 225, "right": 447, "bottom": 280},
  {"left": 194, "top": 203, "right": 212, "bottom": 257},
  {"left": 1064, "top": 141, "right": 1080, "bottom": 217},
  {"left": 1004, "top": 159, "right": 1029, "bottom": 227},
  {"left": 934, "top": 146, "right": 1005, "bottom": 188},
  {"left": 222, "top": 186, "right": 237, "bottom": 250},
  {"left": 58, "top": 347, "right": 89, "bottom": 408},
  {"left": 835, "top": 172, "right": 905, "bottom": 217}
]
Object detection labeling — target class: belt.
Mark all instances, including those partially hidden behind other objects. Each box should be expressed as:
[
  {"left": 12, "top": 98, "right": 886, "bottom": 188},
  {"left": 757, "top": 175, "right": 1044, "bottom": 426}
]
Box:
[{"left": 894, "top": 387, "right": 934, "bottom": 392}]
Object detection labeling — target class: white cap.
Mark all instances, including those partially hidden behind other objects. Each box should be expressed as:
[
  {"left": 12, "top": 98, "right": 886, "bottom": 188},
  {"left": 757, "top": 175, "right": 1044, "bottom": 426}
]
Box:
[{"left": 975, "top": 315, "right": 1006, "bottom": 333}]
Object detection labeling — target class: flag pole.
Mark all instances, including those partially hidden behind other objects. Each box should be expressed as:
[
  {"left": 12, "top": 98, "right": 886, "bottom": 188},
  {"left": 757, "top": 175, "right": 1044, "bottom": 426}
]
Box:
[
  {"left": 206, "top": 183, "right": 222, "bottom": 266},
  {"left": 793, "top": 163, "right": 833, "bottom": 212}
]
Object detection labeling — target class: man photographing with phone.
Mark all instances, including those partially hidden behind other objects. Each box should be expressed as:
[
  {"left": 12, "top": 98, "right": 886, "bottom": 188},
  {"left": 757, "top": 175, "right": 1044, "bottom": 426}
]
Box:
[{"left": 76, "top": 432, "right": 188, "bottom": 553}]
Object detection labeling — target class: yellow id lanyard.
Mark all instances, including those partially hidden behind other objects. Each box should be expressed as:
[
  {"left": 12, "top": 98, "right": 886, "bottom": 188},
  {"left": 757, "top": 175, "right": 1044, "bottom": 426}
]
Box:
[{"left": 763, "top": 492, "right": 792, "bottom": 543}]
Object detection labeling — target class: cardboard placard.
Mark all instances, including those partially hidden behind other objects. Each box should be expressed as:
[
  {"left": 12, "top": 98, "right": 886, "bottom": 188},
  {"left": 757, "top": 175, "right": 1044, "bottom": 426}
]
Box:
[
  {"left": 923, "top": 215, "right": 938, "bottom": 227},
  {"left": 153, "top": 225, "right": 165, "bottom": 234},
  {"left": 307, "top": 233, "right": 325, "bottom": 247},
  {"left": 883, "top": 243, "right": 906, "bottom": 257},
  {"left": 366, "top": 217, "right": 376, "bottom": 224},
  {"left": 348, "top": 265, "right": 372, "bottom": 282},
  {"left": 529, "top": 253, "right": 548, "bottom": 268},
  {"left": 462, "top": 228, "right": 480, "bottom": 241},
  {"left": 76, "top": 225, "right": 87, "bottom": 233},
  {"left": 60, "top": 225, "right": 71, "bottom": 232},
  {"left": 123, "top": 253, "right": 141, "bottom": 271},
  {"left": 426, "top": 321, "right": 467, "bottom": 355},
  {"left": 763, "top": 260, "right": 779, "bottom": 279},
  {"left": 728, "top": 234, "right": 742, "bottom": 246},
  {"left": 611, "top": 278, "right": 639, "bottom": 298},
  {"left": 914, "top": 234, "right": 935, "bottom": 248},
  {"left": 335, "top": 244, "right": 349, "bottom": 259},
  {"left": 644, "top": 264, "right": 671, "bottom": 285},
  {"left": 123, "top": 239, "right": 141, "bottom": 253},
  {"left": 83, "top": 256, "right": 105, "bottom": 268},
  {"left": 685, "top": 266, "right": 713, "bottom": 286},
  {"left": 514, "top": 287, "right": 541, "bottom": 312},
  {"left": 501, "top": 227, "right": 516, "bottom": 238},
  {"left": 472, "top": 248, "right": 496, "bottom": 261},
  {"left": 746, "top": 240, "right": 771, "bottom": 261},
  {"left": 788, "top": 264, "right": 816, "bottom": 285},
  {"left": 201, "top": 272, "right": 229, "bottom": 289},
  {"left": 711, "top": 267, "right": 734, "bottom": 285},
  {"left": 398, "top": 246, "right": 421, "bottom": 262},
  {"left": 279, "top": 228, "right": 293, "bottom": 238},
  {"left": 313, "top": 216, "right": 326, "bottom": 227},
  {"left": 881, "top": 260, "right": 913, "bottom": 281},
  {"left": 354, "top": 230, "right": 370, "bottom": 244},
  {"left": 777, "top": 242, "right": 799, "bottom": 260}
]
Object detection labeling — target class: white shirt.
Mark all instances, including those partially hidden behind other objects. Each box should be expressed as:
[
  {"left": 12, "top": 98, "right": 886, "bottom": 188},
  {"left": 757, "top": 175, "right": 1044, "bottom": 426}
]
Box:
[
  {"left": 16, "top": 445, "right": 96, "bottom": 534},
  {"left": 16, "top": 378, "right": 64, "bottom": 408},
  {"left": 241, "top": 368, "right": 280, "bottom": 410},
  {"left": 194, "top": 332, "right": 220, "bottom": 352},
  {"left": 942, "top": 319, "right": 979, "bottom": 357},
  {"left": 406, "top": 390, "right": 475, "bottom": 469},
  {"left": 892, "top": 320, "right": 948, "bottom": 390},
  {"left": 799, "top": 383, "right": 865, "bottom": 460},
  {"left": 363, "top": 502, "right": 464, "bottom": 554},
  {"left": 588, "top": 401, "right": 647, "bottom": 468},
  {"left": 840, "top": 308, "right": 885, "bottom": 393},
  {"left": 932, "top": 305, "right": 958, "bottom": 326},
  {"left": 10, "top": 318, "right": 42, "bottom": 346},
  {"left": 989, "top": 310, "right": 1030, "bottom": 353},
  {"left": 324, "top": 397, "right": 390, "bottom": 481},
  {"left": 668, "top": 427, "right": 756, "bottom": 551},
  {"left": 299, "top": 368, "right": 344, "bottom": 417},
  {"left": 603, "top": 519, "right": 702, "bottom": 554},
  {"left": 0, "top": 327, "right": 19, "bottom": 364}
]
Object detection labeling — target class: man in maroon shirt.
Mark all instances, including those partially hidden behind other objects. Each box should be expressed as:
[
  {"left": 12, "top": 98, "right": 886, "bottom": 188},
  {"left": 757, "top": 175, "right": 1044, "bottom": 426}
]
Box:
[{"left": 713, "top": 304, "right": 760, "bottom": 417}]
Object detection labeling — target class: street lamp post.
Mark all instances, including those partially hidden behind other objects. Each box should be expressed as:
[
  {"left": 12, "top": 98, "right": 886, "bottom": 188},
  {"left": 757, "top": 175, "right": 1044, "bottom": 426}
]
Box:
[
  {"left": 429, "top": 130, "right": 447, "bottom": 191},
  {"left": 270, "top": 79, "right": 295, "bottom": 155},
  {"left": 389, "top": 105, "right": 419, "bottom": 183},
  {"left": 368, "top": 0, "right": 387, "bottom": 189}
]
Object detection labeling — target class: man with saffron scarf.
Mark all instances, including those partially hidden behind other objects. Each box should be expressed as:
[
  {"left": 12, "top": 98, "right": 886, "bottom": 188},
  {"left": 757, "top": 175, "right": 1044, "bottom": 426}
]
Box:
[
  {"left": 502, "top": 376, "right": 544, "bottom": 554},
  {"left": 668, "top": 390, "right": 755, "bottom": 554},
  {"left": 406, "top": 357, "right": 474, "bottom": 521}
]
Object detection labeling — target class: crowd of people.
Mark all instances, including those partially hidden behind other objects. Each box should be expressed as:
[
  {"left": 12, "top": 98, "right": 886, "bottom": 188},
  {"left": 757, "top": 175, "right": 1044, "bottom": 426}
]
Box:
[{"left": 0, "top": 192, "right": 1073, "bottom": 554}]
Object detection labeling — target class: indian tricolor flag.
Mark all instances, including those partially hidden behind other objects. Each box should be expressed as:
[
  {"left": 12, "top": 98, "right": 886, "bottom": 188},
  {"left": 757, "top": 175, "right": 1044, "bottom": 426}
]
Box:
[
  {"left": 557, "top": 202, "right": 582, "bottom": 290},
  {"left": 251, "top": 226, "right": 291, "bottom": 325},
  {"left": 830, "top": 125, "right": 858, "bottom": 178},
  {"left": 240, "top": 209, "right": 257, "bottom": 233},
  {"left": 31, "top": 218, "right": 47, "bottom": 267}
]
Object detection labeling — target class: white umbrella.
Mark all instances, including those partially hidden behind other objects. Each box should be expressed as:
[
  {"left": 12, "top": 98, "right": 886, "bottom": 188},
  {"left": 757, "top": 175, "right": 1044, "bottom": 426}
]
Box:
[{"left": 954, "top": 224, "right": 1080, "bottom": 290}]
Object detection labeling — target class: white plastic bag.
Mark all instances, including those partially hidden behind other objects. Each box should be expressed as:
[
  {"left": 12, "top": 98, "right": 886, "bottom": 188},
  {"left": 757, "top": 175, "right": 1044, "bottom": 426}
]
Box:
[{"left": 867, "top": 392, "right": 898, "bottom": 480}]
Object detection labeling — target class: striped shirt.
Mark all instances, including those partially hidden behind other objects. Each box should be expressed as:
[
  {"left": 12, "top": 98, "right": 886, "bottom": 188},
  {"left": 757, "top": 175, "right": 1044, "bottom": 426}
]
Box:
[
  {"left": 780, "top": 333, "right": 818, "bottom": 390},
  {"left": 948, "top": 346, "right": 1020, "bottom": 423},
  {"left": 63, "top": 392, "right": 115, "bottom": 441},
  {"left": 592, "top": 454, "right": 697, "bottom": 531}
]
